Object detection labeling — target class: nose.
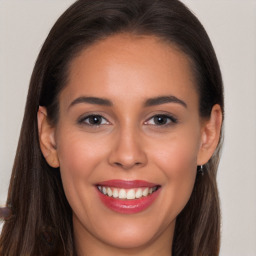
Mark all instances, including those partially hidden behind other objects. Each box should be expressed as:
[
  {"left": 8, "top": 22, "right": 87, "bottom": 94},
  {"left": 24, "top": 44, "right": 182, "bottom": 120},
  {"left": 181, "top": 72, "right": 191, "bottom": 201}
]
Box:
[{"left": 108, "top": 126, "right": 147, "bottom": 170}]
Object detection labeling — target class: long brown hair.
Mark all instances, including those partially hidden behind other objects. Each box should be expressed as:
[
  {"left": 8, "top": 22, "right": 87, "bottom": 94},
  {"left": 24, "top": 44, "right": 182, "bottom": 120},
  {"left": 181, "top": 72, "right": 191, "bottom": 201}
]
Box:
[{"left": 0, "top": 0, "right": 224, "bottom": 255}]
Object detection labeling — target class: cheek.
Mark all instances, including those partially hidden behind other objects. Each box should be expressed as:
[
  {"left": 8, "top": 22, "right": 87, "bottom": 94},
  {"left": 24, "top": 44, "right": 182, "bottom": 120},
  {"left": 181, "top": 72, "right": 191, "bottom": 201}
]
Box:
[
  {"left": 57, "top": 129, "right": 108, "bottom": 175},
  {"left": 155, "top": 137, "right": 198, "bottom": 174},
  {"left": 150, "top": 126, "right": 200, "bottom": 173},
  {"left": 149, "top": 129, "right": 200, "bottom": 216},
  {"left": 55, "top": 129, "right": 110, "bottom": 205}
]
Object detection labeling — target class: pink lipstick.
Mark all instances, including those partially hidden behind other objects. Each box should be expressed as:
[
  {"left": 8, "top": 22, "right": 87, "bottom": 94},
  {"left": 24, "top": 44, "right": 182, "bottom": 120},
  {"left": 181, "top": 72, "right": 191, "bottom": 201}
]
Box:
[{"left": 96, "top": 180, "right": 161, "bottom": 214}]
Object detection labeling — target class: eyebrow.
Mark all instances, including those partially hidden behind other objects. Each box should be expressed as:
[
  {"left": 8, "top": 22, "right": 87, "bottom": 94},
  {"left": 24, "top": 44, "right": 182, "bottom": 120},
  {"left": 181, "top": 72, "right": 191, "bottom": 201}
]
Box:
[
  {"left": 68, "top": 96, "right": 113, "bottom": 109},
  {"left": 144, "top": 96, "right": 187, "bottom": 108},
  {"left": 68, "top": 95, "right": 187, "bottom": 110}
]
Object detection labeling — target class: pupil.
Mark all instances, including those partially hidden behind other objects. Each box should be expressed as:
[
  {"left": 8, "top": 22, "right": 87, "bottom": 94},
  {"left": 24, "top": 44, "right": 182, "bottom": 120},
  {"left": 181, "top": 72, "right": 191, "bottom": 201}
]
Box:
[
  {"left": 154, "top": 116, "right": 167, "bottom": 125},
  {"left": 89, "top": 116, "right": 101, "bottom": 125}
]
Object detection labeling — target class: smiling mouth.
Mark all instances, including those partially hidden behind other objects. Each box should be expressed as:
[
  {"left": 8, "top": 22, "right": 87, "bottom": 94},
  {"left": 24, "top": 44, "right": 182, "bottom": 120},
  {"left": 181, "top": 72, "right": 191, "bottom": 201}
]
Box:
[
  {"left": 96, "top": 180, "right": 161, "bottom": 214},
  {"left": 97, "top": 186, "right": 160, "bottom": 200}
]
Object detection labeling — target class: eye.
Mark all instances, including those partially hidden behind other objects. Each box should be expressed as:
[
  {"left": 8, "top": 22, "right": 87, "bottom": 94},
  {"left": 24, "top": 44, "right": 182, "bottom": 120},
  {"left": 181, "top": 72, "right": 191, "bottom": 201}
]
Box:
[
  {"left": 78, "top": 115, "right": 109, "bottom": 126},
  {"left": 145, "top": 114, "right": 177, "bottom": 126}
]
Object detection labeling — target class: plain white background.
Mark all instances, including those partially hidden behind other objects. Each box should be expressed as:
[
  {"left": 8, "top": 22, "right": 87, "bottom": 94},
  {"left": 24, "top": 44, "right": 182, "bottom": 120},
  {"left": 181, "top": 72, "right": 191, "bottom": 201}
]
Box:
[{"left": 0, "top": 1, "right": 256, "bottom": 255}]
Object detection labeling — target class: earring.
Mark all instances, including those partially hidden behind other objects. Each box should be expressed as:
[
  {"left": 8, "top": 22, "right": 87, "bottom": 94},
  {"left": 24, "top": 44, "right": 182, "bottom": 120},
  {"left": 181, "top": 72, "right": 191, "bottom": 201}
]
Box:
[{"left": 197, "top": 165, "right": 204, "bottom": 176}]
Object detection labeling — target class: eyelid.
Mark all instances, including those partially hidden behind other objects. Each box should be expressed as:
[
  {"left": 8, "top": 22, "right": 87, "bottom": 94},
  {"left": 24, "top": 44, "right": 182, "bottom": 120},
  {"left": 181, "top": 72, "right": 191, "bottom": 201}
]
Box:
[
  {"left": 76, "top": 112, "right": 178, "bottom": 127},
  {"left": 77, "top": 113, "right": 111, "bottom": 126},
  {"left": 144, "top": 113, "right": 178, "bottom": 126}
]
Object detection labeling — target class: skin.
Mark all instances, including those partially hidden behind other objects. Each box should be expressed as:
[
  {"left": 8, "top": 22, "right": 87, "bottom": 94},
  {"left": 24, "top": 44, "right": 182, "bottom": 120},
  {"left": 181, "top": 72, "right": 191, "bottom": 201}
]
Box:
[{"left": 38, "top": 34, "right": 222, "bottom": 256}]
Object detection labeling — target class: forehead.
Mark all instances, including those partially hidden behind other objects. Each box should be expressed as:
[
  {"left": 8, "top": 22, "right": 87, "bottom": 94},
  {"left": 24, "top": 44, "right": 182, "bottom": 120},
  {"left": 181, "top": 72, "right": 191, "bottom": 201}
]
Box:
[{"left": 61, "top": 33, "right": 198, "bottom": 109}]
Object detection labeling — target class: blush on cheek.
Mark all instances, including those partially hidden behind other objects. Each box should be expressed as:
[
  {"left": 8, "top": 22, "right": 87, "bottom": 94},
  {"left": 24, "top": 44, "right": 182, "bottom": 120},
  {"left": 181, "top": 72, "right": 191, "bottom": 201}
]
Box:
[
  {"left": 151, "top": 138, "right": 198, "bottom": 215},
  {"left": 57, "top": 132, "right": 105, "bottom": 172},
  {"left": 56, "top": 133, "right": 110, "bottom": 209},
  {"left": 154, "top": 140, "right": 198, "bottom": 176}
]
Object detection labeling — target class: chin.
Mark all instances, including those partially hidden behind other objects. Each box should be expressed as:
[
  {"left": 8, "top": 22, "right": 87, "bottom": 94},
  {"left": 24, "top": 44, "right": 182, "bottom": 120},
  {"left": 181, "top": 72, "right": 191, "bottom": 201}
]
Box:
[{"left": 97, "top": 227, "right": 160, "bottom": 250}]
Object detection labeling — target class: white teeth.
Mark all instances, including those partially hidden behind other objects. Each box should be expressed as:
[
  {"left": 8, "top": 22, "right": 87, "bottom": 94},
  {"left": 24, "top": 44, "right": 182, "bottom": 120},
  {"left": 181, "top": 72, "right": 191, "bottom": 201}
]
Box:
[
  {"left": 113, "top": 188, "right": 119, "bottom": 198},
  {"left": 107, "top": 187, "right": 112, "bottom": 197},
  {"left": 135, "top": 189, "right": 143, "bottom": 198},
  {"left": 119, "top": 189, "right": 126, "bottom": 199},
  {"left": 142, "top": 188, "right": 149, "bottom": 197},
  {"left": 126, "top": 189, "right": 136, "bottom": 199},
  {"left": 98, "top": 186, "right": 158, "bottom": 199}
]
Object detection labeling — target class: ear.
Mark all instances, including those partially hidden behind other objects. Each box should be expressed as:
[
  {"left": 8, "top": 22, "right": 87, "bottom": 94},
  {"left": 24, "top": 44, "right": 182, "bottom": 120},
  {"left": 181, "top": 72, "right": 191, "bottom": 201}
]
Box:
[
  {"left": 37, "top": 106, "right": 60, "bottom": 168},
  {"left": 197, "top": 104, "right": 223, "bottom": 165}
]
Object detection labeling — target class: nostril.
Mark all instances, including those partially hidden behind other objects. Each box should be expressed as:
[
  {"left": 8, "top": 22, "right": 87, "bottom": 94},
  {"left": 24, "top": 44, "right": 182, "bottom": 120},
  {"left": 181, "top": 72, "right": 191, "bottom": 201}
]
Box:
[{"left": 113, "top": 161, "right": 143, "bottom": 170}]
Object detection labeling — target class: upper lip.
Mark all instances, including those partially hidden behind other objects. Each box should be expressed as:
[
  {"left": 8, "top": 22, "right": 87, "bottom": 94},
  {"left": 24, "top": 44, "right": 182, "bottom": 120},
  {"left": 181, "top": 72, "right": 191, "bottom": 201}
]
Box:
[{"left": 96, "top": 179, "right": 159, "bottom": 189}]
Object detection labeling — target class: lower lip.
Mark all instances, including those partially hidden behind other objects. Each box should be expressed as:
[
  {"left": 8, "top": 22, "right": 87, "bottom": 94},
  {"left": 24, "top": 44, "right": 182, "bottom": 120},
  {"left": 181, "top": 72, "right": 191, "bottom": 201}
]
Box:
[{"left": 97, "top": 188, "right": 161, "bottom": 214}]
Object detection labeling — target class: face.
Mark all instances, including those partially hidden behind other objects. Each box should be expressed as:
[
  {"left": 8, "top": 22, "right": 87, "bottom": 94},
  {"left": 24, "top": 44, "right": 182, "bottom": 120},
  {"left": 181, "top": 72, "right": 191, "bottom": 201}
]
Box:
[{"left": 41, "top": 34, "right": 209, "bottom": 254}]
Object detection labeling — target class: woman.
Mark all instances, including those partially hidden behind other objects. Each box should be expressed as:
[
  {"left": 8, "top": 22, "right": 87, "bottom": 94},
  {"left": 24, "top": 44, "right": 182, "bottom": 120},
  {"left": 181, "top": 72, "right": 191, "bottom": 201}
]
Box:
[{"left": 0, "top": 0, "right": 224, "bottom": 255}]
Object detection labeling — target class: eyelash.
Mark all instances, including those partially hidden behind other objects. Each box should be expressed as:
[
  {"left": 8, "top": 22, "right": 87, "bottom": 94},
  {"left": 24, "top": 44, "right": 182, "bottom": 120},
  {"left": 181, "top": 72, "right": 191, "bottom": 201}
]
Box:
[
  {"left": 78, "top": 114, "right": 178, "bottom": 127},
  {"left": 78, "top": 115, "right": 110, "bottom": 126},
  {"left": 145, "top": 114, "right": 178, "bottom": 126}
]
